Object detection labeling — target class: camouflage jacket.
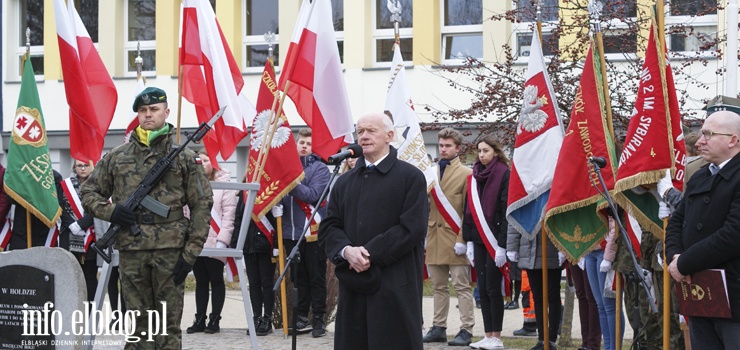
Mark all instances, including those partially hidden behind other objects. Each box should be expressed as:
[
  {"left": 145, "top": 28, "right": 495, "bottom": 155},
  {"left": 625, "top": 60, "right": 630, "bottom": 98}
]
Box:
[{"left": 80, "top": 124, "right": 213, "bottom": 265}]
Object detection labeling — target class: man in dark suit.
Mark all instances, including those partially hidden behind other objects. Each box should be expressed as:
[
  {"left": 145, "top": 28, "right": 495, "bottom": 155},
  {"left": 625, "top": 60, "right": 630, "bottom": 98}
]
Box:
[
  {"left": 666, "top": 110, "right": 740, "bottom": 349},
  {"left": 319, "top": 112, "right": 429, "bottom": 350}
]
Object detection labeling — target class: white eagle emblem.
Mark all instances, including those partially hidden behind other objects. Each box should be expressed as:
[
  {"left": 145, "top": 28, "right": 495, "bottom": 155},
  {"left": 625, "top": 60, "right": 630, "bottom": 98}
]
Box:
[
  {"left": 518, "top": 85, "right": 549, "bottom": 135},
  {"left": 250, "top": 109, "right": 292, "bottom": 150}
]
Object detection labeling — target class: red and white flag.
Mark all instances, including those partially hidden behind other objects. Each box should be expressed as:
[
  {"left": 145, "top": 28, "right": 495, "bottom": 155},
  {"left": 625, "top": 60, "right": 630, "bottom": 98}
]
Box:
[
  {"left": 45, "top": 224, "right": 60, "bottom": 248},
  {"left": 53, "top": 0, "right": 117, "bottom": 164},
  {"left": 278, "top": 0, "right": 354, "bottom": 160},
  {"left": 124, "top": 77, "right": 146, "bottom": 143},
  {"left": 180, "top": 0, "right": 256, "bottom": 169},
  {"left": 507, "top": 29, "right": 564, "bottom": 241}
]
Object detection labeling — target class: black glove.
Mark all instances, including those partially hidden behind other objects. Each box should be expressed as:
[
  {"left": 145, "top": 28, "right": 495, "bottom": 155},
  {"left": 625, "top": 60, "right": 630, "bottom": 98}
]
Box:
[
  {"left": 173, "top": 255, "right": 192, "bottom": 285},
  {"left": 77, "top": 214, "right": 94, "bottom": 230},
  {"left": 664, "top": 187, "right": 683, "bottom": 208},
  {"left": 110, "top": 205, "right": 136, "bottom": 226}
]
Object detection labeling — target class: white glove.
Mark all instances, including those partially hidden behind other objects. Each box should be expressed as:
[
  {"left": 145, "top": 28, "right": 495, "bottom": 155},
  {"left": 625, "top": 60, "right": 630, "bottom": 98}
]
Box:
[
  {"left": 69, "top": 222, "right": 84, "bottom": 236},
  {"left": 657, "top": 252, "right": 663, "bottom": 267},
  {"left": 658, "top": 201, "right": 671, "bottom": 220},
  {"left": 271, "top": 204, "right": 284, "bottom": 218},
  {"left": 494, "top": 248, "right": 507, "bottom": 268},
  {"left": 466, "top": 242, "right": 474, "bottom": 266},
  {"left": 577, "top": 258, "right": 586, "bottom": 270},
  {"left": 600, "top": 259, "right": 612, "bottom": 272},
  {"left": 273, "top": 248, "right": 279, "bottom": 257},
  {"left": 216, "top": 241, "right": 228, "bottom": 249},
  {"left": 453, "top": 242, "right": 467, "bottom": 255},
  {"left": 507, "top": 251, "right": 518, "bottom": 262},
  {"left": 558, "top": 252, "right": 566, "bottom": 266}
]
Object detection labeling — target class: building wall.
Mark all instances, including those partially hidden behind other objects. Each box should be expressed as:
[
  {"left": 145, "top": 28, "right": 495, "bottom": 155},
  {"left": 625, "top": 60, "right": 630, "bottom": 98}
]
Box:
[{"left": 0, "top": 0, "right": 734, "bottom": 176}]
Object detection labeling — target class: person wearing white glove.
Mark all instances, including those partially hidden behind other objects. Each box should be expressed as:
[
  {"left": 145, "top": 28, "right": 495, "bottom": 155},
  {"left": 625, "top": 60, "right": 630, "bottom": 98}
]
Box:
[
  {"left": 68, "top": 221, "right": 85, "bottom": 236},
  {"left": 466, "top": 242, "right": 475, "bottom": 267},
  {"left": 459, "top": 136, "right": 512, "bottom": 349},
  {"left": 658, "top": 201, "right": 671, "bottom": 220},
  {"left": 453, "top": 242, "right": 467, "bottom": 255},
  {"left": 558, "top": 252, "right": 566, "bottom": 266},
  {"left": 507, "top": 251, "right": 518, "bottom": 262},
  {"left": 424, "top": 128, "right": 475, "bottom": 346},
  {"left": 599, "top": 259, "right": 612, "bottom": 273},
  {"left": 271, "top": 204, "right": 283, "bottom": 218}
]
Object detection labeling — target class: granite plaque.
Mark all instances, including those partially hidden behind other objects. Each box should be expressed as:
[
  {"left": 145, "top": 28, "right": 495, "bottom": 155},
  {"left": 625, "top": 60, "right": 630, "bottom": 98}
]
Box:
[{"left": 0, "top": 265, "right": 55, "bottom": 349}]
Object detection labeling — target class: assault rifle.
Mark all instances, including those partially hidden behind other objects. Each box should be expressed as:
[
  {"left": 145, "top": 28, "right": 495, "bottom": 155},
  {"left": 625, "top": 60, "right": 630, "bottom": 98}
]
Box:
[{"left": 91, "top": 107, "right": 226, "bottom": 263}]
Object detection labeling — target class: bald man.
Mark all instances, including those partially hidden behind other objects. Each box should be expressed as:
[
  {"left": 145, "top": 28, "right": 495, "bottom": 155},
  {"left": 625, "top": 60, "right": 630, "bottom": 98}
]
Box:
[
  {"left": 319, "top": 112, "right": 429, "bottom": 350},
  {"left": 666, "top": 110, "right": 740, "bottom": 349}
]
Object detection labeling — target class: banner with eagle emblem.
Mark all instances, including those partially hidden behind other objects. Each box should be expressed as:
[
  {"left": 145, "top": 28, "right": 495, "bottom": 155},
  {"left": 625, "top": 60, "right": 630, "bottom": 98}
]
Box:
[
  {"left": 507, "top": 29, "right": 565, "bottom": 241},
  {"left": 247, "top": 59, "right": 304, "bottom": 220}
]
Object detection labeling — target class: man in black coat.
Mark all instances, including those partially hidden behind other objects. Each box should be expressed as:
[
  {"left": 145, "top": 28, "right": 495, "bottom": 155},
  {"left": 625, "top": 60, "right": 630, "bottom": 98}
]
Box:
[
  {"left": 319, "top": 112, "right": 429, "bottom": 350},
  {"left": 666, "top": 110, "right": 740, "bottom": 349}
]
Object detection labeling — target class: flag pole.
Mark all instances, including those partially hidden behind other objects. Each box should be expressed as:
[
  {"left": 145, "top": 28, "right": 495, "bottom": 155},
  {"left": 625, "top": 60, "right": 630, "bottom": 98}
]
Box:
[
  {"left": 250, "top": 32, "right": 277, "bottom": 182},
  {"left": 176, "top": 65, "right": 184, "bottom": 144},
  {"left": 653, "top": 2, "right": 673, "bottom": 349},
  {"left": 24, "top": 28, "right": 32, "bottom": 249},
  {"left": 252, "top": 32, "right": 284, "bottom": 183},
  {"left": 534, "top": 3, "right": 550, "bottom": 348}
]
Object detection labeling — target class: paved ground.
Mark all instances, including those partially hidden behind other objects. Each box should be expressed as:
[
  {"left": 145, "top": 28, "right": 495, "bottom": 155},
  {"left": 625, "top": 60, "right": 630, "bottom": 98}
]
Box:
[{"left": 90, "top": 289, "right": 634, "bottom": 349}]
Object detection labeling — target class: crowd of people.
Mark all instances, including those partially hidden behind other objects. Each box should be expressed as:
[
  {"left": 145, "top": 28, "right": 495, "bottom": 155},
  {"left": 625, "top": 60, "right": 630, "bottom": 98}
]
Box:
[{"left": 3, "top": 85, "right": 739, "bottom": 350}]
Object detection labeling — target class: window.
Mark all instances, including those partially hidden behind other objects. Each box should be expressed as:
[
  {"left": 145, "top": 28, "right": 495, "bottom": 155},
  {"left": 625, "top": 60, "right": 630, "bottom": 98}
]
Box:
[
  {"left": 441, "top": 0, "right": 482, "bottom": 63},
  {"left": 516, "top": 0, "right": 557, "bottom": 22},
  {"left": 602, "top": 30, "right": 637, "bottom": 54},
  {"left": 516, "top": 33, "right": 558, "bottom": 57},
  {"left": 666, "top": 0, "right": 718, "bottom": 56},
  {"left": 601, "top": 0, "right": 637, "bottom": 19},
  {"left": 332, "top": 0, "right": 344, "bottom": 63},
  {"left": 74, "top": 0, "right": 98, "bottom": 43},
  {"left": 670, "top": 0, "right": 716, "bottom": 16},
  {"left": 17, "top": 0, "right": 44, "bottom": 76},
  {"left": 513, "top": 0, "right": 559, "bottom": 60},
  {"left": 124, "top": 0, "right": 156, "bottom": 76},
  {"left": 670, "top": 26, "right": 717, "bottom": 52},
  {"left": 373, "top": 0, "right": 413, "bottom": 64},
  {"left": 243, "top": 0, "right": 279, "bottom": 70}
]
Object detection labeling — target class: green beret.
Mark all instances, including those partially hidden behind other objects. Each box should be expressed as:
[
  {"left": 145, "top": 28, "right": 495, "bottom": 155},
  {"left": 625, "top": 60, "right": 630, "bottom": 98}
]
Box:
[{"left": 132, "top": 87, "right": 168, "bottom": 112}]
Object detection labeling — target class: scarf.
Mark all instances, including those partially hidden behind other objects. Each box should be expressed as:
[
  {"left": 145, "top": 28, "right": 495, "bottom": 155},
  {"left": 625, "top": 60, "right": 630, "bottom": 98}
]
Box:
[{"left": 470, "top": 157, "right": 508, "bottom": 228}]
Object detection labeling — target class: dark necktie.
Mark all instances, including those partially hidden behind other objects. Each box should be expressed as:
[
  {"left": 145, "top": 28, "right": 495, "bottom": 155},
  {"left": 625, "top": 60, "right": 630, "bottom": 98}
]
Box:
[{"left": 367, "top": 164, "right": 376, "bottom": 171}]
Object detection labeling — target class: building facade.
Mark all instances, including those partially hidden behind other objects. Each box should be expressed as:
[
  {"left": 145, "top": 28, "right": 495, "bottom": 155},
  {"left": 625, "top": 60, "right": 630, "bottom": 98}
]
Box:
[{"left": 0, "top": 0, "right": 730, "bottom": 176}]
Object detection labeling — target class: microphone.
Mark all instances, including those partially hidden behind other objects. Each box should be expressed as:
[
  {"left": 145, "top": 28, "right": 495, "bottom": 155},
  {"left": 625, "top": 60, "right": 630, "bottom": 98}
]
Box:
[
  {"left": 589, "top": 156, "right": 607, "bottom": 169},
  {"left": 327, "top": 144, "right": 363, "bottom": 165}
]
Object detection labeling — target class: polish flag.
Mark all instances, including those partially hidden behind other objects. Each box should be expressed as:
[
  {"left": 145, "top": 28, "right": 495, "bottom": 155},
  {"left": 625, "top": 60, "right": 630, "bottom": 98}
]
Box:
[
  {"left": 53, "top": 0, "right": 117, "bottom": 164},
  {"left": 278, "top": 0, "right": 354, "bottom": 160},
  {"left": 124, "top": 77, "right": 146, "bottom": 143},
  {"left": 180, "top": 0, "right": 256, "bottom": 169}
]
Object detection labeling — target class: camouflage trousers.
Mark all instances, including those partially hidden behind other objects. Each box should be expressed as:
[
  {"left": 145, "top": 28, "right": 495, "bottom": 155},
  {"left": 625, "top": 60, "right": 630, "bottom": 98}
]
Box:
[
  {"left": 620, "top": 234, "right": 685, "bottom": 350},
  {"left": 119, "top": 248, "right": 185, "bottom": 350}
]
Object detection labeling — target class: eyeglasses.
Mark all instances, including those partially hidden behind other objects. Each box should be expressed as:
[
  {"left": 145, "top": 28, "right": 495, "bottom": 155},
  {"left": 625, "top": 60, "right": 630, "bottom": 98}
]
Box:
[
  {"left": 700, "top": 130, "right": 735, "bottom": 141},
  {"left": 75, "top": 164, "right": 90, "bottom": 169}
]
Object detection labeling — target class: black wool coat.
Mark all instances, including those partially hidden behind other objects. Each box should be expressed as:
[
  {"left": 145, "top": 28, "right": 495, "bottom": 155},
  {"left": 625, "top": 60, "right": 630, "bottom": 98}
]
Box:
[
  {"left": 319, "top": 147, "right": 429, "bottom": 350},
  {"left": 666, "top": 152, "right": 740, "bottom": 322}
]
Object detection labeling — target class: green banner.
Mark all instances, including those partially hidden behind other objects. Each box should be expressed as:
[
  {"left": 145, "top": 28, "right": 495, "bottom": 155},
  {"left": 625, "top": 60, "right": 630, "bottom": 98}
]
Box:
[{"left": 4, "top": 57, "right": 61, "bottom": 227}]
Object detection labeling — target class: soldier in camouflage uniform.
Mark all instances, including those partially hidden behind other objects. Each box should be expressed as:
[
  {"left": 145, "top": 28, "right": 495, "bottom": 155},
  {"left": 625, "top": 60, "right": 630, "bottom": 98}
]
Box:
[
  {"left": 613, "top": 228, "right": 684, "bottom": 350},
  {"left": 81, "top": 87, "right": 213, "bottom": 349}
]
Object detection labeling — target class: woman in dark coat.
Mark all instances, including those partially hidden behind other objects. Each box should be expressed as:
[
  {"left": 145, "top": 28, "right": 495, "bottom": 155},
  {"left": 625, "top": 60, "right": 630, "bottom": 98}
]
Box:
[{"left": 462, "top": 135, "right": 511, "bottom": 350}]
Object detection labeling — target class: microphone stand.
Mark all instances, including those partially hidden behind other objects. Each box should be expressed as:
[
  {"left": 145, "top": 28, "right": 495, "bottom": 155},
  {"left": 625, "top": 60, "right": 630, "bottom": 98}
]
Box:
[
  {"left": 273, "top": 161, "right": 342, "bottom": 350},
  {"left": 588, "top": 158, "right": 658, "bottom": 314}
]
